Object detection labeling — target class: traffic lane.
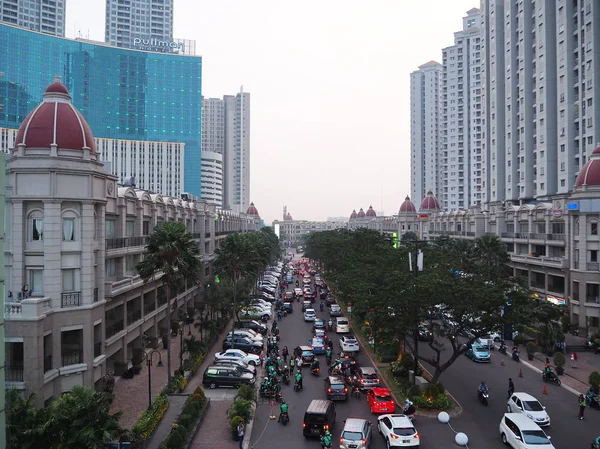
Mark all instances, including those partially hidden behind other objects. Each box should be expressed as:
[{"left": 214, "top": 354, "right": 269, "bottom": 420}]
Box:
[
  {"left": 250, "top": 285, "right": 465, "bottom": 449},
  {"left": 420, "top": 343, "right": 600, "bottom": 448}
]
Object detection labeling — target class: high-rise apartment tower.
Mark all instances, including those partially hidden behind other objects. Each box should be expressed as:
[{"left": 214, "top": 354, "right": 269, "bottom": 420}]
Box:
[{"left": 0, "top": 0, "right": 65, "bottom": 36}]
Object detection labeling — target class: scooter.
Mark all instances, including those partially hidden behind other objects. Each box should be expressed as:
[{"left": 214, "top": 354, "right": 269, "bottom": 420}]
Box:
[
  {"left": 512, "top": 348, "right": 520, "bottom": 362},
  {"left": 327, "top": 320, "right": 333, "bottom": 332},
  {"left": 326, "top": 354, "right": 332, "bottom": 366},
  {"left": 279, "top": 412, "right": 289, "bottom": 426},
  {"left": 294, "top": 381, "right": 303, "bottom": 392},
  {"left": 499, "top": 341, "right": 508, "bottom": 355},
  {"left": 402, "top": 405, "right": 416, "bottom": 422},
  {"left": 542, "top": 369, "right": 561, "bottom": 386},
  {"left": 478, "top": 389, "right": 490, "bottom": 406},
  {"left": 591, "top": 439, "right": 600, "bottom": 449},
  {"left": 586, "top": 390, "right": 600, "bottom": 409},
  {"left": 310, "top": 366, "right": 320, "bottom": 376}
]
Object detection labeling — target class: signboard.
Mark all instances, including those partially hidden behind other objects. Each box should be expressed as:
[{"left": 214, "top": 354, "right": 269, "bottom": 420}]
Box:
[
  {"left": 567, "top": 201, "right": 579, "bottom": 211},
  {"left": 418, "top": 214, "right": 429, "bottom": 222},
  {"left": 347, "top": 306, "right": 352, "bottom": 313},
  {"left": 546, "top": 295, "right": 565, "bottom": 306}
]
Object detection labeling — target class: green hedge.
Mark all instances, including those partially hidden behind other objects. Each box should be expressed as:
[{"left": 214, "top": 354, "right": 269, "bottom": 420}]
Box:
[
  {"left": 160, "top": 387, "right": 208, "bottom": 449},
  {"left": 131, "top": 393, "right": 170, "bottom": 441}
]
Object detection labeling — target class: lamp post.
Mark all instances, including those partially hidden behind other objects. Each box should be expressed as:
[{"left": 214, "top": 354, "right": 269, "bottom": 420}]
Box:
[
  {"left": 145, "top": 349, "right": 163, "bottom": 410},
  {"left": 408, "top": 240, "right": 425, "bottom": 385}
]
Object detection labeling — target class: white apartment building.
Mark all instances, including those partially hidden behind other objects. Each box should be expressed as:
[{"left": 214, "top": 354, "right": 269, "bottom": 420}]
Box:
[
  {"left": 224, "top": 89, "right": 251, "bottom": 214},
  {"left": 482, "top": 0, "right": 600, "bottom": 206},
  {"left": 442, "top": 9, "right": 485, "bottom": 210},
  {"left": 3, "top": 78, "right": 260, "bottom": 405},
  {"left": 97, "top": 138, "right": 185, "bottom": 198},
  {"left": 202, "top": 98, "right": 225, "bottom": 155},
  {"left": 200, "top": 151, "right": 224, "bottom": 206},
  {"left": 105, "top": 0, "right": 174, "bottom": 50},
  {"left": 411, "top": 61, "right": 443, "bottom": 209},
  {"left": 0, "top": 0, "right": 65, "bottom": 36}
]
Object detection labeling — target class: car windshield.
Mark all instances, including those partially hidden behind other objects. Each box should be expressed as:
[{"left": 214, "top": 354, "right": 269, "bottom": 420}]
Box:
[
  {"left": 338, "top": 320, "right": 348, "bottom": 325},
  {"left": 376, "top": 395, "right": 392, "bottom": 402},
  {"left": 302, "top": 351, "right": 313, "bottom": 357},
  {"left": 345, "top": 338, "right": 357, "bottom": 344},
  {"left": 330, "top": 384, "right": 345, "bottom": 390},
  {"left": 521, "top": 430, "right": 550, "bottom": 445},
  {"left": 315, "top": 320, "right": 324, "bottom": 325},
  {"left": 393, "top": 427, "right": 416, "bottom": 436},
  {"left": 362, "top": 372, "right": 377, "bottom": 379},
  {"left": 342, "top": 431, "right": 363, "bottom": 441},
  {"left": 523, "top": 400, "right": 544, "bottom": 411},
  {"left": 473, "top": 345, "right": 486, "bottom": 352},
  {"left": 312, "top": 340, "right": 323, "bottom": 346}
]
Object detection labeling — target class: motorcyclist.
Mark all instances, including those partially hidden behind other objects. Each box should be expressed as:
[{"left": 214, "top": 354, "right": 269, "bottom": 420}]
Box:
[
  {"left": 321, "top": 430, "right": 332, "bottom": 448},
  {"left": 325, "top": 348, "right": 332, "bottom": 365},
  {"left": 311, "top": 358, "right": 320, "bottom": 372},
  {"left": 295, "top": 371, "right": 303, "bottom": 390},
  {"left": 320, "top": 301, "right": 324, "bottom": 311},
  {"left": 327, "top": 318, "right": 333, "bottom": 330},
  {"left": 479, "top": 381, "right": 488, "bottom": 394},
  {"left": 593, "top": 435, "right": 600, "bottom": 448},
  {"left": 278, "top": 400, "right": 289, "bottom": 422},
  {"left": 403, "top": 399, "right": 416, "bottom": 416}
]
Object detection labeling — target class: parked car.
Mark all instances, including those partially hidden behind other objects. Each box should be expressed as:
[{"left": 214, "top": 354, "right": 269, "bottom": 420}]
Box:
[
  {"left": 377, "top": 414, "right": 420, "bottom": 448},
  {"left": 212, "top": 359, "right": 256, "bottom": 376},
  {"left": 507, "top": 392, "right": 550, "bottom": 427},
  {"left": 214, "top": 349, "right": 260, "bottom": 366},
  {"left": 227, "top": 330, "right": 263, "bottom": 343},
  {"left": 367, "top": 388, "right": 396, "bottom": 414},
  {"left": 222, "top": 337, "right": 263, "bottom": 354},
  {"left": 234, "top": 320, "right": 267, "bottom": 335},
  {"left": 202, "top": 365, "right": 255, "bottom": 389}
]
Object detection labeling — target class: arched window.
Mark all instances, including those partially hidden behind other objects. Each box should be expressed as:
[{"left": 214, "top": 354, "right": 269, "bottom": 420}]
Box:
[
  {"left": 61, "top": 210, "right": 80, "bottom": 242},
  {"left": 28, "top": 210, "right": 44, "bottom": 241}
]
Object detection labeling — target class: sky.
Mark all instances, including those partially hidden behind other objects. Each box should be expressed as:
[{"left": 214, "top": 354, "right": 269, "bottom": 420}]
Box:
[{"left": 65, "top": 0, "right": 478, "bottom": 224}]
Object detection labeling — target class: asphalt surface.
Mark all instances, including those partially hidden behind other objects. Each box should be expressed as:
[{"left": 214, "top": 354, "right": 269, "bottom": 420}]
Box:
[{"left": 249, "top": 255, "right": 600, "bottom": 448}]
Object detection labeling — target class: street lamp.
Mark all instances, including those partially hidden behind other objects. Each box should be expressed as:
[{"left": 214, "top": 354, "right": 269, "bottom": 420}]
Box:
[
  {"left": 145, "top": 349, "right": 163, "bottom": 410},
  {"left": 408, "top": 240, "right": 425, "bottom": 385}
]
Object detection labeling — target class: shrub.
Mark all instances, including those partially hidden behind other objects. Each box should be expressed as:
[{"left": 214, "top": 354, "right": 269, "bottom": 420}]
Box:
[
  {"left": 177, "top": 414, "right": 193, "bottom": 431},
  {"left": 178, "top": 378, "right": 188, "bottom": 392},
  {"left": 167, "top": 375, "right": 185, "bottom": 393},
  {"left": 589, "top": 371, "right": 600, "bottom": 389},
  {"left": 193, "top": 386, "right": 205, "bottom": 398},
  {"left": 390, "top": 353, "right": 421, "bottom": 378},
  {"left": 164, "top": 431, "right": 184, "bottom": 449},
  {"left": 187, "top": 354, "right": 206, "bottom": 375},
  {"left": 228, "top": 398, "right": 253, "bottom": 423},
  {"left": 553, "top": 351, "right": 565, "bottom": 367},
  {"left": 525, "top": 342, "right": 537, "bottom": 355},
  {"left": 407, "top": 385, "right": 422, "bottom": 400},
  {"left": 424, "top": 383, "right": 440, "bottom": 399},
  {"left": 131, "top": 393, "right": 170, "bottom": 440},
  {"left": 513, "top": 335, "right": 524, "bottom": 345},
  {"left": 182, "top": 401, "right": 200, "bottom": 418},
  {"left": 235, "top": 384, "right": 257, "bottom": 403},
  {"left": 230, "top": 415, "right": 245, "bottom": 433}
]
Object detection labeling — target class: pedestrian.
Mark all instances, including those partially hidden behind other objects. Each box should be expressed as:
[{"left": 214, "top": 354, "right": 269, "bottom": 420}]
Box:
[
  {"left": 296, "top": 356, "right": 303, "bottom": 371},
  {"left": 237, "top": 422, "right": 245, "bottom": 449},
  {"left": 571, "top": 352, "right": 578, "bottom": 368},
  {"left": 507, "top": 378, "right": 515, "bottom": 399},
  {"left": 259, "top": 352, "right": 265, "bottom": 368},
  {"left": 289, "top": 357, "right": 295, "bottom": 370},
  {"left": 282, "top": 346, "right": 289, "bottom": 363},
  {"left": 578, "top": 393, "right": 586, "bottom": 420}
]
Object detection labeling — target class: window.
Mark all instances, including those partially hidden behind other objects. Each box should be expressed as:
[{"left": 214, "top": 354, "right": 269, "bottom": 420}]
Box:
[
  {"left": 126, "top": 220, "right": 135, "bottom": 237},
  {"left": 126, "top": 255, "right": 136, "bottom": 274},
  {"left": 592, "top": 222, "right": 598, "bottom": 236},
  {"left": 31, "top": 215, "right": 44, "bottom": 241},
  {"left": 105, "top": 219, "right": 116, "bottom": 238},
  {"left": 62, "top": 218, "right": 75, "bottom": 241},
  {"left": 28, "top": 269, "right": 43, "bottom": 295},
  {"left": 105, "top": 259, "right": 116, "bottom": 277},
  {"left": 143, "top": 221, "right": 150, "bottom": 235},
  {"left": 62, "top": 269, "right": 77, "bottom": 292}
]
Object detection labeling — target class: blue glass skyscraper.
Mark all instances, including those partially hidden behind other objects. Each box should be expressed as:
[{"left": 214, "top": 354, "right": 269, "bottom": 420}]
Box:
[{"left": 0, "top": 24, "right": 203, "bottom": 197}]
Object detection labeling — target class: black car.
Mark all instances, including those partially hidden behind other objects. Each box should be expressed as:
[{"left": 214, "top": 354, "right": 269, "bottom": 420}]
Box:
[
  {"left": 234, "top": 320, "right": 267, "bottom": 335},
  {"left": 203, "top": 365, "right": 255, "bottom": 389},
  {"left": 325, "top": 376, "right": 348, "bottom": 401},
  {"left": 294, "top": 345, "right": 315, "bottom": 365},
  {"left": 222, "top": 338, "right": 263, "bottom": 354},
  {"left": 282, "top": 302, "right": 293, "bottom": 313},
  {"left": 325, "top": 295, "right": 336, "bottom": 306},
  {"left": 212, "top": 359, "right": 257, "bottom": 376},
  {"left": 418, "top": 325, "right": 432, "bottom": 341}
]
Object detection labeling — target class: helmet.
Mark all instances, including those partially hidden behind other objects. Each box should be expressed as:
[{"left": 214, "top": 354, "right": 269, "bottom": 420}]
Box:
[
  {"left": 481, "top": 381, "right": 486, "bottom": 385},
  {"left": 324, "top": 430, "right": 331, "bottom": 436},
  {"left": 284, "top": 366, "right": 288, "bottom": 370},
  {"left": 405, "top": 399, "right": 412, "bottom": 406}
]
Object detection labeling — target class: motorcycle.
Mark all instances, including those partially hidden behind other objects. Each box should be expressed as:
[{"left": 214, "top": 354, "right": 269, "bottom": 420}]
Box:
[
  {"left": 326, "top": 354, "right": 332, "bottom": 366},
  {"left": 512, "top": 348, "right": 520, "bottom": 362},
  {"left": 592, "top": 440, "right": 600, "bottom": 449},
  {"left": 478, "top": 389, "right": 490, "bottom": 406},
  {"left": 282, "top": 374, "right": 290, "bottom": 385},
  {"left": 328, "top": 366, "right": 343, "bottom": 376},
  {"left": 542, "top": 369, "right": 561, "bottom": 386},
  {"left": 310, "top": 366, "right": 320, "bottom": 376},
  {"left": 279, "top": 412, "right": 289, "bottom": 426},
  {"left": 587, "top": 390, "right": 600, "bottom": 409},
  {"left": 402, "top": 405, "right": 416, "bottom": 422},
  {"left": 294, "top": 381, "right": 303, "bottom": 392},
  {"left": 499, "top": 341, "right": 508, "bottom": 355},
  {"left": 320, "top": 436, "right": 332, "bottom": 449},
  {"left": 327, "top": 320, "right": 333, "bottom": 331}
]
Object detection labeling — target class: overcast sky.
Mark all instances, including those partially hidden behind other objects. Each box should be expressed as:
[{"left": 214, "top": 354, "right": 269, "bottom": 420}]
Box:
[{"left": 65, "top": 0, "right": 477, "bottom": 223}]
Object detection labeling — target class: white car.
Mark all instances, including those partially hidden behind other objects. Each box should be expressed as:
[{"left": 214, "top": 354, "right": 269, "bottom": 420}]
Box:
[
  {"left": 304, "top": 309, "right": 317, "bottom": 322},
  {"left": 294, "top": 287, "right": 303, "bottom": 296},
  {"left": 377, "top": 414, "right": 420, "bottom": 447},
  {"left": 500, "top": 413, "right": 555, "bottom": 449},
  {"left": 251, "top": 299, "right": 271, "bottom": 309},
  {"left": 214, "top": 349, "right": 260, "bottom": 366},
  {"left": 339, "top": 335, "right": 360, "bottom": 353},
  {"left": 336, "top": 317, "right": 350, "bottom": 333},
  {"left": 241, "top": 307, "right": 272, "bottom": 320},
  {"left": 227, "top": 330, "right": 263, "bottom": 343},
  {"left": 507, "top": 392, "right": 550, "bottom": 427}
]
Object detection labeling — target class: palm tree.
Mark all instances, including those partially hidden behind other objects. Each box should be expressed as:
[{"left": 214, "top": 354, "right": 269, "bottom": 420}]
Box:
[
  {"left": 137, "top": 221, "right": 202, "bottom": 387},
  {"left": 473, "top": 234, "right": 509, "bottom": 279}
]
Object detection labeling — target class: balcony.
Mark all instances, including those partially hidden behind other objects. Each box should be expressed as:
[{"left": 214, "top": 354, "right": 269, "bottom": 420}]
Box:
[
  {"left": 5, "top": 296, "right": 52, "bottom": 320},
  {"left": 62, "top": 349, "right": 83, "bottom": 366},
  {"left": 127, "top": 309, "right": 142, "bottom": 326},
  {"left": 94, "top": 342, "right": 103, "bottom": 358},
  {"left": 510, "top": 253, "right": 568, "bottom": 269},
  {"left": 106, "top": 321, "right": 124, "bottom": 338},
  {"left": 44, "top": 355, "right": 52, "bottom": 373},
  {"left": 587, "top": 262, "right": 600, "bottom": 271},
  {"left": 61, "top": 292, "right": 81, "bottom": 308},
  {"left": 6, "top": 365, "right": 24, "bottom": 382},
  {"left": 192, "top": 233, "right": 203, "bottom": 239},
  {"left": 93, "top": 287, "right": 99, "bottom": 302},
  {"left": 547, "top": 234, "right": 565, "bottom": 241},
  {"left": 105, "top": 236, "right": 148, "bottom": 250}
]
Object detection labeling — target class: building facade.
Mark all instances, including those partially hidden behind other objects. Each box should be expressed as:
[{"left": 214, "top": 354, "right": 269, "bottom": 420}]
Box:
[
  {"left": 200, "top": 151, "right": 224, "bottom": 206},
  {"left": 0, "top": 0, "right": 65, "bottom": 36},
  {"left": 105, "top": 0, "right": 173, "bottom": 50},
  {"left": 202, "top": 98, "right": 225, "bottom": 155},
  {"left": 0, "top": 23, "right": 203, "bottom": 197},
  {"left": 273, "top": 210, "right": 347, "bottom": 247},
  {"left": 411, "top": 61, "right": 443, "bottom": 209},
  {"left": 3, "top": 79, "right": 259, "bottom": 405},
  {"left": 441, "top": 9, "right": 484, "bottom": 210},
  {"left": 0, "top": 151, "right": 5, "bottom": 446}
]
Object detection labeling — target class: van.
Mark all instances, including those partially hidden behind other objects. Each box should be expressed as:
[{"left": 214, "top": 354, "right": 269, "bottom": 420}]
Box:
[
  {"left": 499, "top": 413, "right": 555, "bottom": 449},
  {"left": 336, "top": 317, "right": 350, "bottom": 334},
  {"left": 303, "top": 399, "right": 336, "bottom": 437}
]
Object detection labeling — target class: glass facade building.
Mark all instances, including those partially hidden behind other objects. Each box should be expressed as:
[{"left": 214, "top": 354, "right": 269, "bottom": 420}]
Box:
[{"left": 0, "top": 24, "right": 203, "bottom": 196}]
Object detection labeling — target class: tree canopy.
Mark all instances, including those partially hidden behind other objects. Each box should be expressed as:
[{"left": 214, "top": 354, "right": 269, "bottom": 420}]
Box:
[{"left": 305, "top": 230, "right": 544, "bottom": 382}]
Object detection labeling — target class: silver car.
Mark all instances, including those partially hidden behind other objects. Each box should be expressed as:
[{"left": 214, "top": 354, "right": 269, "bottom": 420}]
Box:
[{"left": 339, "top": 418, "right": 372, "bottom": 449}]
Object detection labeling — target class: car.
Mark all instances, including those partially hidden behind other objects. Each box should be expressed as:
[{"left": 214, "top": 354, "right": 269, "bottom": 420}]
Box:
[
  {"left": 305, "top": 291, "right": 317, "bottom": 303},
  {"left": 212, "top": 359, "right": 257, "bottom": 376},
  {"left": 294, "top": 287, "right": 304, "bottom": 296},
  {"left": 507, "top": 392, "right": 550, "bottom": 427},
  {"left": 326, "top": 295, "right": 337, "bottom": 306},
  {"left": 302, "top": 301, "right": 312, "bottom": 312},
  {"left": 234, "top": 320, "right": 267, "bottom": 335},
  {"left": 367, "top": 388, "right": 396, "bottom": 414},
  {"left": 314, "top": 328, "right": 328, "bottom": 341},
  {"left": 340, "top": 335, "right": 360, "bottom": 353},
  {"left": 339, "top": 418, "right": 372, "bottom": 449},
  {"left": 227, "top": 330, "right": 263, "bottom": 342},
  {"left": 214, "top": 349, "right": 260, "bottom": 366},
  {"left": 282, "top": 302, "right": 293, "bottom": 313},
  {"left": 464, "top": 342, "right": 491, "bottom": 362},
  {"left": 311, "top": 337, "right": 326, "bottom": 355},
  {"left": 303, "top": 277, "right": 311, "bottom": 285},
  {"left": 335, "top": 317, "right": 350, "bottom": 333},
  {"left": 313, "top": 319, "right": 326, "bottom": 330},
  {"left": 499, "top": 413, "right": 555, "bottom": 449},
  {"left": 325, "top": 375, "right": 348, "bottom": 400},
  {"left": 304, "top": 309, "right": 317, "bottom": 322},
  {"left": 377, "top": 414, "right": 420, "bottom": 448},
  {"left": 294, "top": 345, "right": 315, "bottom": 365},
  {"left": 241, "top": 307, "right": 272, "bottom": 321},
  {"left": 284, "top": 291, "right": 294, "bottom": 301},
  {"left": 251, "top": 299, "right": 271, "bottom": 309},
  {"left": 357, "top": 366, "right": 381, "bottom": 390},
  {"left": 329, "top": 304, "right": 342, "bottom": 317},
  {"left": 203, "top": 365, "right": 255, "bottom": 389},
  {"left": 222, "top": 337, "right": 263, "bottom": 354},
  {"left": 417, "top": 325, "right": 432, "bottom": 341}
]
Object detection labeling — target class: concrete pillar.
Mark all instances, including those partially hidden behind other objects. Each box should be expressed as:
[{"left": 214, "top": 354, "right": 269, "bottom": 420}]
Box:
[
  {"left": 198, "top": 209, "right": 206, "bottom": 256},
  {"left": 117, "top": 199, "right": 126, "bottom": 238},
  {"left": 11, "top": 201, "right": 24, "bottom": 295},
  {"left": 44, "top": 201, "right": 62, "bottom": 307},
  {"left": 81, "top": 202, "right": 95, "bottom": 305},
  {"left": 136, "top": 202, "right": 144, "bottom": 236}
]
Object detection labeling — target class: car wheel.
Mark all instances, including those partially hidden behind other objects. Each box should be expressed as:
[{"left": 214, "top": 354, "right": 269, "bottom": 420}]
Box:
[
  {"left": 386, "top": 438, "right": 391, "bottom": 449},
  {"left": 209, "top": 382, "right": 217, "bottom": 389},
  {"left": 501, "top": 432, "right": 508, "bottom": 445}
]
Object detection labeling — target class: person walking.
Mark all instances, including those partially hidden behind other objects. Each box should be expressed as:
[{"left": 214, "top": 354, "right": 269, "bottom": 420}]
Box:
[
  {"left": 282, "top": 346, "right": 289, "bottom": 363},
  {"left": 507, "top": 378, "right": 515, "bottom": 399},
  {"left": 571, "top": 352, "right": 578, "bottom": 368},
  {"left": 237, "top": 422, "right": 245, "bottom": 449},
  {"left": 578, "top": 393, "right": 586, "bottom": 420}
]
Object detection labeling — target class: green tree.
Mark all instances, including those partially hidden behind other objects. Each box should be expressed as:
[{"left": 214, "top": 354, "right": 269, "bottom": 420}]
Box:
[
  {"left": 137, "top": 221, "right": 202, "bottom": 387},
  {"left": 473, "top": 234, "right": 510, "bottom": 278}
]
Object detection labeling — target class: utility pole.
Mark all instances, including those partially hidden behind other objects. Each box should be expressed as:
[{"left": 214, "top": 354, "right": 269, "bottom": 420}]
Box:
[{"left": 409, "top": 242, "right": 424, "bottom": 385}]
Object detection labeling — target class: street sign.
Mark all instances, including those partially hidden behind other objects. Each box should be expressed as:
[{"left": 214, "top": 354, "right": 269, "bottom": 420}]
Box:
[{"left": 347, "top": 306, "right": 352, "bottom": 313}]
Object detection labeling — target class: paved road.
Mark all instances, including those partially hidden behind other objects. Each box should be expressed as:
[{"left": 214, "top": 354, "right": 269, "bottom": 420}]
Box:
[
  {"left": 248, "top": 261, "right": 466, "bottom": 449},
  {"left": 420, "top": 338, "right": 600, "bottom": 448}
]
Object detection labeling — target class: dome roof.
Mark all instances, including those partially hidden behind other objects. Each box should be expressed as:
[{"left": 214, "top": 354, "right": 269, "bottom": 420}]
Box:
[
  {"left": 420, "top": 191, "right": 441, "bottom": 211},
  {"left": 366, "top": 205, "right": 376, "bottom": 217},
  {"left": 246, "top": 202, "right": 259, "bottom": 216},
  {"left": 357, "top": 208, "right": 366, "bottom": 218},
  {"left": 575, "top": 145, "right": 600, "bottom": 189},
  {"left": 350, "top": 209, "right": 357, "bottom": 219},
  {"left": 14, "top": 75, "right": 96, "bottom": 159},
  {"left": 284, "top": 212, "right": 293, "bottom": 221},
  {"left": 399, "top": 195, "right": 417, "bottom": 213}
]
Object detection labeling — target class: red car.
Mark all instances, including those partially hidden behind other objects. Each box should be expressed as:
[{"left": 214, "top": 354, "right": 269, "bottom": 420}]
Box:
[{"left": 367, "top": 388, "right": 396, "bottom": 414}]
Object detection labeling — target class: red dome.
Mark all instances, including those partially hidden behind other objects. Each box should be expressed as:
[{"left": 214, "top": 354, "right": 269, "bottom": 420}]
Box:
[
  {"left": 14, "top": 76, "right": 96, "bottom": 158},
  {"left": 420, "top": 191, "right": 441, "bottom": 211},
  {"left": 575, "top": 145, "right": 600, "bottom": 189},
  {"left": 366, "top": 205, "right": 376, "bottom": 217},
  {"left": 399, "top": 196, "right": 417, "bottom": 213},
  {"left": 284, "top": 212, "right": 293, "bottom": 221},
  {"left": 246, "top": 202, "right": 260, "bottom": 216},
  {"left": 350, "top": 209, "right": 357, "bottom": 219},
  {"left": 357, "top": 208, "right": 366, "bottom": 218}
]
